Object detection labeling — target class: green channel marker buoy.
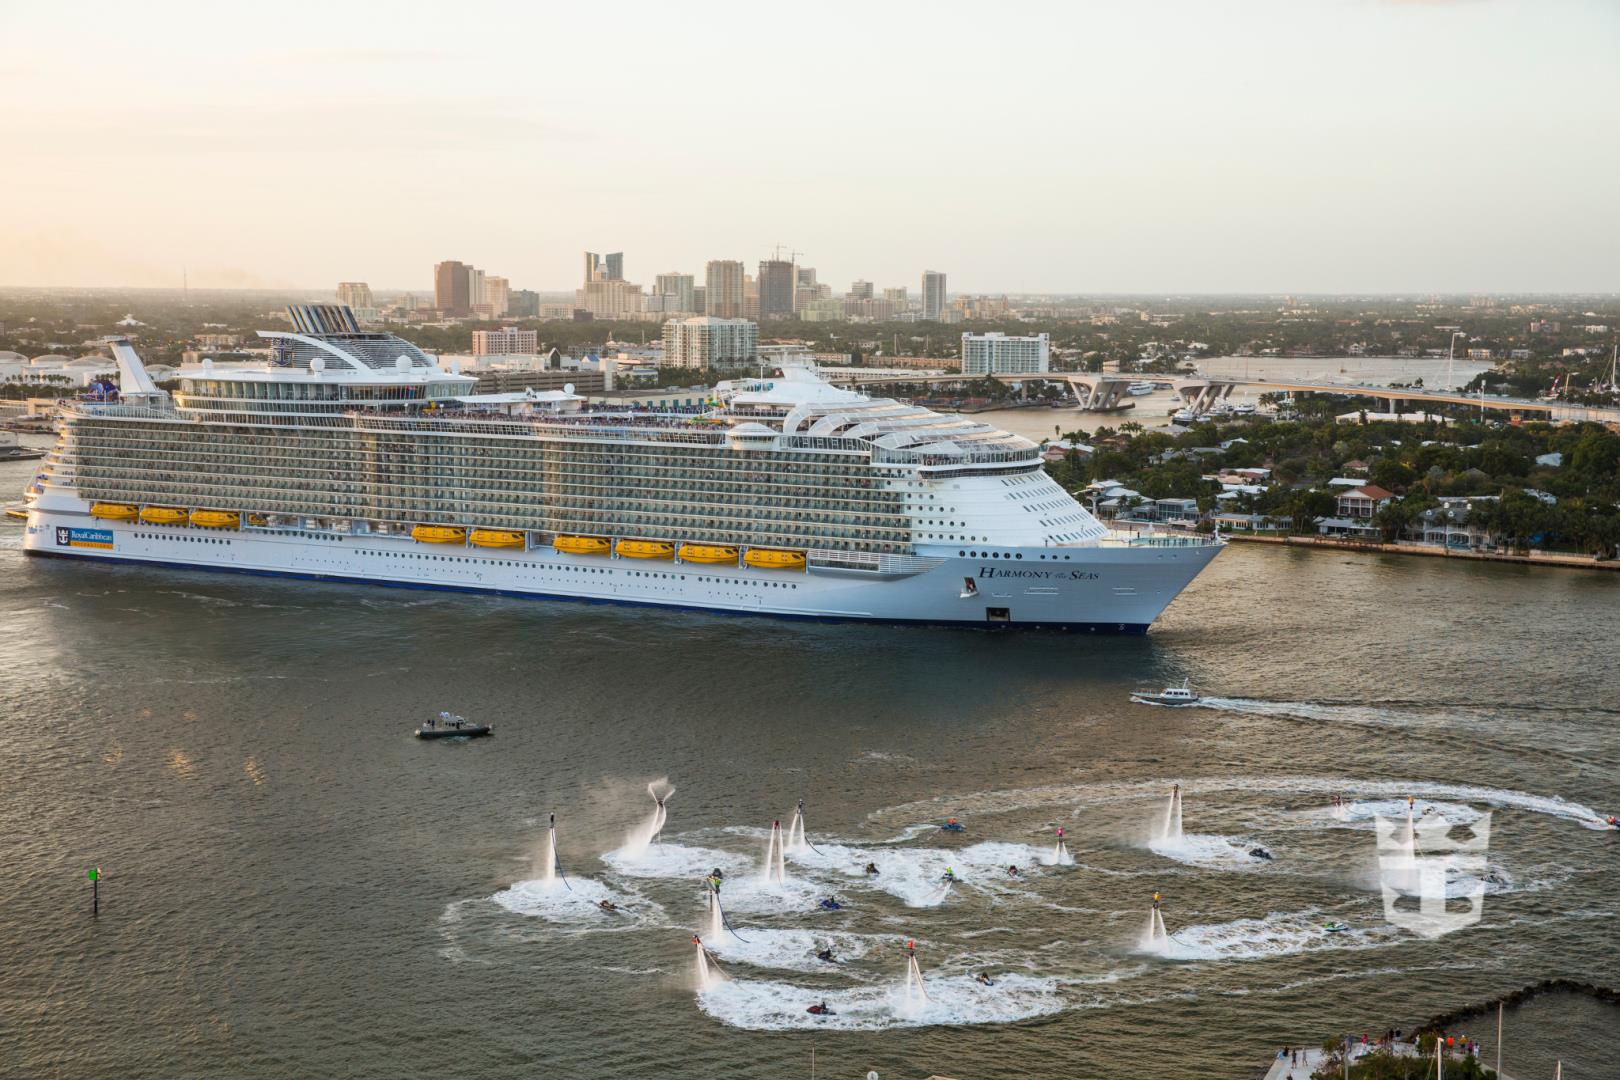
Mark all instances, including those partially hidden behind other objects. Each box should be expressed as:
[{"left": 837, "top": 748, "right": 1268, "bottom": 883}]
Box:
[{"left": 89, "top": 866, "right": 100, "bottom": 916}]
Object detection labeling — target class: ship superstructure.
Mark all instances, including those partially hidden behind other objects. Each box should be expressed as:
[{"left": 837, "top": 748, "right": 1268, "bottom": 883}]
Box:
[{"left": 23, "top": 305, "right": 1221, "bottom": 629}]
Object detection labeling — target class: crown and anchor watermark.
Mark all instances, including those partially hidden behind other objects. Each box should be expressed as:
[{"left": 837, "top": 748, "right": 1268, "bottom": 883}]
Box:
[{"left": 1374, "top": 798, "right": 1492, "bottom": 939}]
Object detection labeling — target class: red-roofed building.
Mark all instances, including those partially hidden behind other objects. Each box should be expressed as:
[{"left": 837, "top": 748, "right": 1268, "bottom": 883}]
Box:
[{"left": 1336, "top": 484, "right": 1395, "bottom": 519}]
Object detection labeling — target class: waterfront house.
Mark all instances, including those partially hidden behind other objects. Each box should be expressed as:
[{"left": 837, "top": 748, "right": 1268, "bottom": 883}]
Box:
[
  {"left": 1336, "top": 484, "right": 1395, "bottom": 519},
  {"left": 1316, "top": 515, "right": 1381, "bottom": 540},
  {"left": 1214, "top": 512, "right": 1286, "bottom": 532},
  {"left": 1412, "top": 502, "right": 1494, "bottom": 549}
]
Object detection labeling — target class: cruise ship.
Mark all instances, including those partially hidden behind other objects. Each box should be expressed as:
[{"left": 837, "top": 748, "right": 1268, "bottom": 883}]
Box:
[{"left": 21, "top": 305, "right": 1222, "bottom": 630}]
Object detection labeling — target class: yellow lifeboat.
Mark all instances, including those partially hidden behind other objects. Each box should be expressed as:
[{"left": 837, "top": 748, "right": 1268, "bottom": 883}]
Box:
[
  {"left": 554, "top": 535, "right": 611, "bottom": 556},
  {"left": 247, "top": 514, "right": 268, "bottom": 526},
  {"left": 744, "top": 548, "right": 807, "bottom": 570},
  {"left": 679, "top": 544, "right": 739, "bottom": 564},
  {"left": 470, "top": 529, "right": 525, "bottom": 549},
  {"left": 139, "top": 506, "right": 188, "bottom": 525},
  {"left": 616, "top": 539, "right": 675, "bottom": 560},
  {"left": 412, "top": 525, "right": 467, "bottom": 544},
  {"left": 91, "top": 503, "right": 139, "bottom": 520},
  {"left": 189, "top": 510, "right": 240, "bottom": 529}
]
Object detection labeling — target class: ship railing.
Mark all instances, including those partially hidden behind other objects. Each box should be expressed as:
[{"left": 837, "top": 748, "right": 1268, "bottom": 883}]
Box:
[
  {"left": 1101, "top": 533, "right": 1220, "bottom": 548},
  {"left": 66, "top": 402, "right": 183, "bottom": 421},
  {"left": 869, "top": 444, "right": 1040, "bottom": 467}
]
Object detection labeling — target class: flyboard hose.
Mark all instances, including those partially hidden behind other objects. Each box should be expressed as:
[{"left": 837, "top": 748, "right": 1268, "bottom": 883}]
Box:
[
  {"left": 795, "top": 809, "right": 826, "bottom": 856},
  {"left": 550, "top": 816, "right": 573, "bottom": 892},
  {"left": 711, "top": 883, "right": 751, "bottom": 942}
]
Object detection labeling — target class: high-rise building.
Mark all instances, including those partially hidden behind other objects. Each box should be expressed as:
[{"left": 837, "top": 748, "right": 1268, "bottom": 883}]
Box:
[
  {"left": 654, "top": 272, "right": 695, "bottom": 313},
  {"left": 484, "top": 276, "right": 510, "bottom": 318},
  {"left": 471, "top": 327, "right": 539, "bottom": 355},
  {"left": 882, "top": 286, "right": 908, "bottom": 306},
  {"left": 434, "top": 260, "right": 472, "bottom": 314},
  {"left": 507, "top": 289, "right": 540, "bottom": 318},
  {"left": 579, "top": 278, "right": 644, "bottom": 319},
  {"left": 662, "top": 316, "right": 758, "bottom": 369},
  {"left": 705, "top": 260, "right": 745, "bottom": 318},
  {"left": 922, "top": 271, "right": 947, "bottom": 320},
  {"left": 848, "top": 279, "right": 874, "bottom": 301},
  {"left": 796, "top": 267, "right": 817, "bottom": 288},
  {"left": 757, "top": 259, "right": 795, "bottom": 319},
  {"left": 692, "top": 285, "right": 706, "bottom": 313},
  {"left": 468, "top": 268, "right": 487, "bottom": 314},
  {"left": 336, "top": 282, "right": 374, "bottom": 310},
  {"left": 961, "top": 332, "right": 1049, "bottom": 375},
  {"left": 583, "top": 251, "right": 624, "bottom": 283}
]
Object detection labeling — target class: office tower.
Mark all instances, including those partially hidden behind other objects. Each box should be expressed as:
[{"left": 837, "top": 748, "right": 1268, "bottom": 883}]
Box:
[
  {"left": 705, "top": 260, "right": 745, "bottom": 318},
  {"left": 662, "top": 317, "right": 758, "bottom": 369},
  {"left": 654, "top": 272, "right": 695, "bottom": 313},
  {"left": 757, "top": 259, "right": 795, "bottom": 318},
  {"left": 960, "top": 332, "right": 1050, "bottom": 375},
  {"left": 882, "top": 286, "right": 908, "bottom": 306},
  {"left": 434, "top": 260, "right": 472, "bottom": 314},
  {"left": 506, "top": 289, "right": 540, "bottom": 317},
  {"left": 336, "top": 282, "right": 374, "bottom": 310},
  {"left": 484, "top": 276, "right": 510, "bottom": 318},
  {"left": 848, "top": 279, "right": 874, "bottom": 301},
  {"left": 922, "top": 270, "right": 948, "bottom": 320},
  {"left": 583, "top": 251, "right": 624, "bottom": 283}
]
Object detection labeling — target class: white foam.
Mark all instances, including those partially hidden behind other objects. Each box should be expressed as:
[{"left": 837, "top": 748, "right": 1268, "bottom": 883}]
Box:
[
  {"left": 786, "top": 840, "right": 1047, "bottom": 907},
  {"left": 1147, "top": 833, "right": 1268, "bottom": 869},
  {"left": 704, "top": 928, "right": 879, "bottom": 972},
  {"left": 1152, "top": 909, "right": 1397, "bottom": 961},
  {"left": 696, "top": 972, "right": 1067, "bottom": 1031},
  {"left": 600, "top": 843, "right": 750, "bottom": 879},
  {"left": 490, "top": 875, "right": 660, "bottom": 927}
]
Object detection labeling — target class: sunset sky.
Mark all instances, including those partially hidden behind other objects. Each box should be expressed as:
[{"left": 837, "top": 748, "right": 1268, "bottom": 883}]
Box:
[{"left": 2, "top": 0, "right": 1616, "bottom": 293}]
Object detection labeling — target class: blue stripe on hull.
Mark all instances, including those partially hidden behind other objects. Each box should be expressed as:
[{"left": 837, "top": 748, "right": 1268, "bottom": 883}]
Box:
[{"left": 22, "top": 548, "right": 1151, "bottom": 634}]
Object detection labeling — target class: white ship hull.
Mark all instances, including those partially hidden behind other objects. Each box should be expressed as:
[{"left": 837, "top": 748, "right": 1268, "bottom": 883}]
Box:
[{"left": 22, "top": 502, "right": 1218, "bottom": 631}]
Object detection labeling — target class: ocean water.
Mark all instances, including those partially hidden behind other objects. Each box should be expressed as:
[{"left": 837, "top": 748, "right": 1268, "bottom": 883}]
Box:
[{"left": 1, "top": 445, "right": 1617, "bottom": 1078}]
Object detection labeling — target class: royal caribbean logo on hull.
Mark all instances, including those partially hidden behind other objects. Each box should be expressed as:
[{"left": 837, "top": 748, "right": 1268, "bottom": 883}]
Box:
[{"left": 56, "top": 526, "right": 114, "bottom": 550}]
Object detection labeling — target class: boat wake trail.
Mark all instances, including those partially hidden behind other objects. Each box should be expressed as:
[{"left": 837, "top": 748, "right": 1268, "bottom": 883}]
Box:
[
  {"left": 695, "top": 972, "right": 1068, "bottom": 1031},
  {"left": 1150, "top": 909, "right": 1399, "bottom": 962}
]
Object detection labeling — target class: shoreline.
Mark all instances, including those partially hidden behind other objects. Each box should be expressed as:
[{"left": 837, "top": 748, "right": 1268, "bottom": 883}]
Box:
[{"left": 1223, "top": 532, "right": 1620, "bottom": 571}]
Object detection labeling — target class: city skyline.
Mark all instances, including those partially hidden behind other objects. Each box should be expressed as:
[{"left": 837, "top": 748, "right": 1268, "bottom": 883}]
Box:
[{"left": 2, "top": 1, "right": 1618, "bottom": 294}]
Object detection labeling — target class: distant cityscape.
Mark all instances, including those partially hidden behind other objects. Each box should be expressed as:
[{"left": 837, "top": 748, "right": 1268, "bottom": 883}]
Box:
[{"left": 407, "top": 251, "right": 959, "bottom": 326}]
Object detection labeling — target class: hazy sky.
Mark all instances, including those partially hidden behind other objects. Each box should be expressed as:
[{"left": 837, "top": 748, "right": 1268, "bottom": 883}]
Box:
[{"left": 2, "top": 0, "right": 1617, "bottom": 294}]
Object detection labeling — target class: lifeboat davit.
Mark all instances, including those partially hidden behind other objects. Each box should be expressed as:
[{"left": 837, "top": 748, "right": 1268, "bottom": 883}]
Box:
[
  {"left": 90, "top": 503, "right": 138, "bottom": 520},
  {"left": 139, "top": 506, "right": 188, "bottom": 525},
  {"left": 412, "top": 525, "right": 467, "bottom": 544},
  {"left": 678, "top": 544, "right": 739, "bottom": 564},
  {"left": 470, "top": 529, "right": 525, "bottom": 549},
  {"left": 554, "top": 535, "right": 611, "bottom": 556},
  {"left": 616, "top": 539, "right": 675, "bottom": 560},
  {"left": 189, "top": 510, "right": 240, "bottom": 529},
  {"left": 744, "top": 548, "right": 807, "bottom": 570}
]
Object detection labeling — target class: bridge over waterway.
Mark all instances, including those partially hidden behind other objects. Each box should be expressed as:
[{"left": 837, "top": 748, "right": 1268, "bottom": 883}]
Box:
[{"left": 822, "top": 369, "right": 1620, "bottom": 424}]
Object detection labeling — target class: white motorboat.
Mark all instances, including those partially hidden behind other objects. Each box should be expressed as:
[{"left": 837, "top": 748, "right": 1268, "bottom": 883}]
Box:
[{"left": 1130, "top": 680, "right": 1200, "bottom": 706}]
